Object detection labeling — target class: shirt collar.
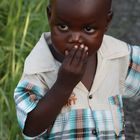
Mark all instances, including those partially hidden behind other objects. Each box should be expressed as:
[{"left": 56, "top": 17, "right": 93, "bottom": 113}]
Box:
[
  {"left": 24, "top": 32, "right": 58, "bottom": 74},
  {"left": 24, "top": 32, "right": 129, "bottom": 74},
  {"left": 98, "top": 35, "right": 129, "bottom": 59}
]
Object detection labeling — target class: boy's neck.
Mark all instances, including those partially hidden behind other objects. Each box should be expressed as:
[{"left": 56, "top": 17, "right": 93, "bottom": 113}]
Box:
[{"left": 48, "top": 44, "right": 64, "bottom": 62}]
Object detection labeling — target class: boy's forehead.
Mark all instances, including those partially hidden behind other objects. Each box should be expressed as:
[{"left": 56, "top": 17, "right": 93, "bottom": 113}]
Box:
[
  {"left": 50, "top": 0, "right": 111, "bottom": 17},
  {"left": 51, "top": 0, "right": 111, "bottom": 10}
]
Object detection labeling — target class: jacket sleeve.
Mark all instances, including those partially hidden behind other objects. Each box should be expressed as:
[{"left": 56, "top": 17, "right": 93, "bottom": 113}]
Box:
[
  {"left": 14, "top": 73, "right": 49, "bottom": 139},
  {"left": 124, "top": 45, "right": 140, "bottom": 97}
]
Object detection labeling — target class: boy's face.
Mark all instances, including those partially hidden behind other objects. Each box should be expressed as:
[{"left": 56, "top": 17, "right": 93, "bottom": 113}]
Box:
[{"left": 47, "top": 0, "right": 112, "bottom": 56}]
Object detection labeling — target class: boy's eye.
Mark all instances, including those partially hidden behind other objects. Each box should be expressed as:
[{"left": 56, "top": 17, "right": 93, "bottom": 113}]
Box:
[
  {"left": 57, "top": 24, "right": 68, "bottom": 31},
  {"left": 84, "top": 26, "right": 95, "bottom": 34}
]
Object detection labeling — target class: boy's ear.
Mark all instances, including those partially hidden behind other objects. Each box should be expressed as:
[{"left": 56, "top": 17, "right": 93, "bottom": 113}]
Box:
[
  {"left": 105, "top": 10, "right": 113, "bottom": 31},
  {"left": 46, "top": 5, "right": 52, "bottom": 22}
]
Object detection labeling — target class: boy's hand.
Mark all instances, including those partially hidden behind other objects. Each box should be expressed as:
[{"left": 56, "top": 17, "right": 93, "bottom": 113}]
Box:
[{"left": 56, "top": 44, "right": 88, "bottom": 88}]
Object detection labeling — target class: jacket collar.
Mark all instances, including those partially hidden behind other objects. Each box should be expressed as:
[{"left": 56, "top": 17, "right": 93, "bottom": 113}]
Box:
[
  {"left": 99, "top": 35, "right": 129, "bottom": 60},
  {"left": 24, "top": 32, "right": 129, "bottom": 74},
  {"left": 24, "top": 32, "right": 57, "bottom": 74}
]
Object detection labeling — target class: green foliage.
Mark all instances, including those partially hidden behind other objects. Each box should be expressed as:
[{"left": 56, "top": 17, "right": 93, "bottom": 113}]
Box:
[{"left": 0, "top": 0, "right": 49, "bottom": 139}]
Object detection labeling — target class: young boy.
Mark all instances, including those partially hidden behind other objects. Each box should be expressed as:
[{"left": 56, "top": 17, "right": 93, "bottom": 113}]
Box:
[{"left": 14, "top": 0, "right": 140, "bottom": 139}]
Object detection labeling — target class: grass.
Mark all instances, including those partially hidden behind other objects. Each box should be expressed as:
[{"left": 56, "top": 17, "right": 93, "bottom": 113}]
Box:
[{"left": 0, "top": 0, "right": 49, "bottom": 139}]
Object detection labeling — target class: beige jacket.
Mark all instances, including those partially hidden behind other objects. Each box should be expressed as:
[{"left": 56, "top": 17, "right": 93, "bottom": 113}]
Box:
[{"left": 23, "top": 32, "right": 130, "bottom": 136}]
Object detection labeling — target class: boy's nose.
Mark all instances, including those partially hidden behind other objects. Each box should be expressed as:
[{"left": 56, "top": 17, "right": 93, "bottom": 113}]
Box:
[{"left": 68, "top": 32, "right": 83, "bottom": 44}]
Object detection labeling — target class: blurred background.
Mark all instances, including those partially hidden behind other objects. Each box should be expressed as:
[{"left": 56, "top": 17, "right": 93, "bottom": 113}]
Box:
[
  {"left": 0, "top": 0, "right": 140, "bottom": 139},
  {"left": 108, "top": 0, "right": 140, "bottom": 45}
]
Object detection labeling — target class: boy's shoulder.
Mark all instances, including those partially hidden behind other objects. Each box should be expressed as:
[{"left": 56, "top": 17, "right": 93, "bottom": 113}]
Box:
[
  {"left": 99, "top": 35, "right": 130, "bottom": 59},
  {"left": 23, "top": 32, "right": 57, "bottom": 75}
]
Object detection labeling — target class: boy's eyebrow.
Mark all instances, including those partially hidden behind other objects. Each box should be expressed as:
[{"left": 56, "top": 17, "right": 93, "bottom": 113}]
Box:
[
  {"left": 55, "top": 15, "right": 97, "bottom": 24},
  {"left": 83, "top": 19, "right": 97, "bottom": 25},
  {"left": 54, "top": 16, "right": 70, "bottom": 25},
  {"left": 55, "top": 18, "right": 97, "bottom": 27}
]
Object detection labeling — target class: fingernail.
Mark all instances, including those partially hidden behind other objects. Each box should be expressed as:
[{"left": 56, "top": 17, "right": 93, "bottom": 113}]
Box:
[
  {"left": 80, "top": 44, "right": 84, "bottom": 49},
  {"left": 85, "top": 46, "right": 88, "bottom": 51},
  {"left": 65, "top": 50, "right": 69, "bottom": 55}
]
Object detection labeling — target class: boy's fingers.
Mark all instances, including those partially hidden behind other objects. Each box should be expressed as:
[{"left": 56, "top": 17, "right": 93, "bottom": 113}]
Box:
[
  {"left": 71, "top": 44, "right": 84, "bottom": 65},
  {"left": 80, "top": 46, "right": 88, "bottom": 66},
  {"left": 64, "top": 45, "right": 88, "bottom": 67},
  {"left": 64, "top": 45, "right": 78, "bottom": 64}
]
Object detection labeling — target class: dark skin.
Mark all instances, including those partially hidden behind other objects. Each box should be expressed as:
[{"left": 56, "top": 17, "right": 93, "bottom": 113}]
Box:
[{"left": 23, "top": 0, "right": 113, "bottom": 136}]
